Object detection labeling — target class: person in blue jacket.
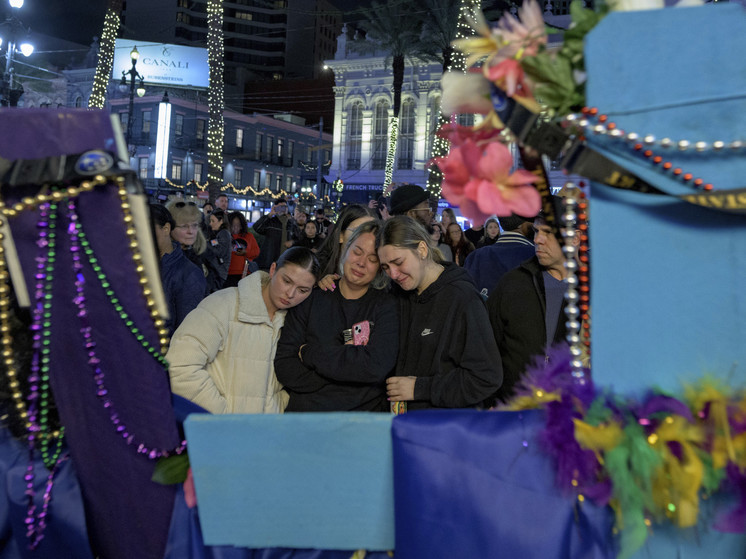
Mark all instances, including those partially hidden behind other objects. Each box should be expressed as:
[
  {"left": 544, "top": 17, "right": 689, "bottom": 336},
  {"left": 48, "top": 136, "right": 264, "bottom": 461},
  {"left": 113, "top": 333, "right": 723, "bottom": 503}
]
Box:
[{"left": 150, "top": 204, "right": 206, "bottom": 336}]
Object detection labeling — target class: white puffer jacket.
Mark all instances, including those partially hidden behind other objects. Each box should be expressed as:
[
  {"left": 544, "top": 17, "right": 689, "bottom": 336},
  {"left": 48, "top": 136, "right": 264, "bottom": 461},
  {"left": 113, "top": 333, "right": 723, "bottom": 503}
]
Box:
[{"left": 167, "top": 271, "right": 289, "bottom": 414}]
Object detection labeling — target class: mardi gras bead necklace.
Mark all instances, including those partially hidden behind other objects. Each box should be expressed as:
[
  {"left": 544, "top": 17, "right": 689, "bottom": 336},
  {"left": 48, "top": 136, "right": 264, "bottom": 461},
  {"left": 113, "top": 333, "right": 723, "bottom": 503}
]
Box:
[{"left": 66, "top": 196, "right": 186, "bottom": 459}]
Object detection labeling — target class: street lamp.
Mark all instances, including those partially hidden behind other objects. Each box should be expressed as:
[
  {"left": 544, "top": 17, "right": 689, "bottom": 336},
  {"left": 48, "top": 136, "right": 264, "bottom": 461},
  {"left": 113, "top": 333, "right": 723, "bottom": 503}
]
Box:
[
  {"left": 0, "top": 0, "right": 34, "bottom": 106},
  {"left": 119, "top": 45, "right": 146, "bottom": 148}
]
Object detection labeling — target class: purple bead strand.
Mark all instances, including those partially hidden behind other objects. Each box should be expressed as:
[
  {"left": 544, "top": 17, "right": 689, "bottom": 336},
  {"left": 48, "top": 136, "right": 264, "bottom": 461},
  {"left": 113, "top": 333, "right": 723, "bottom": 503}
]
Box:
[{"left": 66, "top": 199, "right": 186, "bottom": 460}]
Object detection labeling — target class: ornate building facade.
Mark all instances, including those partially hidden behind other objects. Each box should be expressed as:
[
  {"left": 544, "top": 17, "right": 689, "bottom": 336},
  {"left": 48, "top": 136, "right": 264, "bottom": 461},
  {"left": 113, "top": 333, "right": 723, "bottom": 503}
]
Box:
[{"left": 324, "top": 30, "right": 444, "bottom": 205}]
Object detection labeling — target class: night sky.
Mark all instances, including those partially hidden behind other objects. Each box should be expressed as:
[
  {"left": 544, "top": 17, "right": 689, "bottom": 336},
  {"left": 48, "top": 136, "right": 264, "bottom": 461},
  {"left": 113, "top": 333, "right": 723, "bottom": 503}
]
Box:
[{"left": 16, "top": 0, "right": 376, "bottom": 47}]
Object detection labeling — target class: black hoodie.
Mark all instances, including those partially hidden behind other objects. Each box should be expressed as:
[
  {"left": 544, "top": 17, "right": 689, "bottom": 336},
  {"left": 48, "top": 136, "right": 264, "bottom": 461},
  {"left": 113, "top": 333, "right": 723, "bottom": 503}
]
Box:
[{"left": 394, "top": 263, "right": 503, "bottom": 410}]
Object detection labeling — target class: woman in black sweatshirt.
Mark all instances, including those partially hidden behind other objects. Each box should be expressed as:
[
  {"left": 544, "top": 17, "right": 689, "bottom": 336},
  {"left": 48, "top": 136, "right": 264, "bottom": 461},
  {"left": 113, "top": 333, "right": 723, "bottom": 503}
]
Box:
[
  {"left": 376, "top": 216, "right": 503, "bottom": 410},
  {"left": 274, "top": 220, "right": 399, "bottom": 411}
]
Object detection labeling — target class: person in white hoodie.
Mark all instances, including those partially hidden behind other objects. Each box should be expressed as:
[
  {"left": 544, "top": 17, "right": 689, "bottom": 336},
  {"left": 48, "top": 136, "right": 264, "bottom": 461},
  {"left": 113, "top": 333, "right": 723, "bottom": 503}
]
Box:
[{"left": 167, "top": 247, "right": 320, "bottom": 414}]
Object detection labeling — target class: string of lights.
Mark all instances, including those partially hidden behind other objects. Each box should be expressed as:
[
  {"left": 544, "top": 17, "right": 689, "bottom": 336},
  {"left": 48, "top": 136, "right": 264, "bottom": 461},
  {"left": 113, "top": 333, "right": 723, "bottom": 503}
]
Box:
[
  {"left": 383, "top": 116, "right": 398, "bottom": 189},
  {"left": 206, "top": 0, "right": 225, "bottom": 195},
  {"left": 426, "top": 0, "right": 478, "bottom": 198},
  {"left": 88, "top": 5, "right": 121, "bottom": 109}
]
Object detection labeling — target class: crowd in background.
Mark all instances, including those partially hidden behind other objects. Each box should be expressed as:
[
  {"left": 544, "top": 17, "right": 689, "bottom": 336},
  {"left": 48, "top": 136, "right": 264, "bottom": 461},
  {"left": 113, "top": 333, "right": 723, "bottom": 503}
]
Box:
[{"left": 151, "top": 183, "right": 577, "bottom": 414}]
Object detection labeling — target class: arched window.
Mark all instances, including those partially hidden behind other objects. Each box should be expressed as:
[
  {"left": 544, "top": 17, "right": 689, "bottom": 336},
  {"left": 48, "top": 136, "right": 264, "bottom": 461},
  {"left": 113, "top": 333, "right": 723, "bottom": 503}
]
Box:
[
  {"left": 371, "top": 99, "right": 389, "bottom": 170},
  {"left": 397, "top": 99, "right": 415, "bottom": 170},
  {"left": 346, "top": 101, "right": 362, "bottom": 170},
  {"left": 74, "top": 96, "right": 83, "bottom": 108}
]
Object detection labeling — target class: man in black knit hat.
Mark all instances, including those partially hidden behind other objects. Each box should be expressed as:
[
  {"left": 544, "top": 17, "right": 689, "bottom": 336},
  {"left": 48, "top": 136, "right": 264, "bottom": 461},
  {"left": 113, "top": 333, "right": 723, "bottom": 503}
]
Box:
[{"left": 389, "top": 183, "right": 432, "bottom": 230}]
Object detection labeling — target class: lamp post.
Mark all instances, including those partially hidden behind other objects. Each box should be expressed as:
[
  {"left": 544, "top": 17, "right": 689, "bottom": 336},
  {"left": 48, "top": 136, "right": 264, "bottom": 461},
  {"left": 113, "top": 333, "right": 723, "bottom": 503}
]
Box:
[
  {"left": 118, "top": 45, "right": 146, "bottom": 148},
  {"left": 0, "top": 0, "right": 34, "bottom": 107}
]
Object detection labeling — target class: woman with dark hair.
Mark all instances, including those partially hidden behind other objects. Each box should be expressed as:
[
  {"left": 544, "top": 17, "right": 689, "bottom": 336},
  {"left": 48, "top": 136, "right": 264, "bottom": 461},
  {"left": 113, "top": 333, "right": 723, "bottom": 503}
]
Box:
[
  {"left": 204, "top": 209, "right": 233, "bottom": 293},
  {"left": 150, "top": 204, "right": 206, "bottom": 335},
  {"left": 296, "top": 220, "right": 323, "bottom": 251},
  {"left": 477, "top": 218, "right": 500, "bottom": 248},
  {"left": 430, "top": 222, "right": 453, "bottom": 262},
  {"left": 226, "top": 211, "right": 260, "bottom": 288},
  {"left": 315, "top": 204, "right": 374, "bottom": 279},
  {"left": 376, "top": 216, "right": 502, "bottom": 410},
  {"left": 168, "top": 247, "right": 321, "bottom": 414},
  {"left": 446, "top": 221, "right": 476, "bottom": 266},
  {"left": 275, "top": 221, "right": 398, "bottom": 411}
]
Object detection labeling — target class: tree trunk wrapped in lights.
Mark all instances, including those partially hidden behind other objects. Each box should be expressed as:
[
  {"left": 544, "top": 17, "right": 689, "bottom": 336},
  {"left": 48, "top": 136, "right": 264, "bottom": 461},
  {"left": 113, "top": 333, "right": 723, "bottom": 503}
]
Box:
[
  {"left": 206, "top": 0, "right": 225, "bottom": 202},
  {"left": 88, "top": 0, "right": 123, "bottom": 109},
  {"left": 357, "top": 1, "right": 422, "bottom": 190},
  {"left": 425, "top": 0, "right": 480, "bottom": 198}
]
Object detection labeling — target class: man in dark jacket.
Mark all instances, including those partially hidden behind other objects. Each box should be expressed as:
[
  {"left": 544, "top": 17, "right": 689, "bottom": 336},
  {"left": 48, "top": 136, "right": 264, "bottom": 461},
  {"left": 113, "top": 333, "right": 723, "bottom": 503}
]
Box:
[
  {"left": 253, "top": 197, "right": 297, "bottom": 270},
  {"left": 486, "top": 207, "right": 578, "bottom": 402},
  {"left": 464, "top": 213, "right": 535, "bottom": 298}
]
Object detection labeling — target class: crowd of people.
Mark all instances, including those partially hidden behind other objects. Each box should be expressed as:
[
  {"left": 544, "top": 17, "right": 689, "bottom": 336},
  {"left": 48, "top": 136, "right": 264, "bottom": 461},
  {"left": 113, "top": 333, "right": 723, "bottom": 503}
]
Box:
[{"left": 151, "top": 184, "right": 577, "bottom": 412}]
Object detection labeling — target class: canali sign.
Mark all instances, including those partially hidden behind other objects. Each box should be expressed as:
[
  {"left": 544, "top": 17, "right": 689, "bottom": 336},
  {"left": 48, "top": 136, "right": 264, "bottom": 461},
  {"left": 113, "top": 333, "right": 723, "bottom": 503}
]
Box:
[{"left": 112, "top": 39, "right": 209, "bottom": 89}]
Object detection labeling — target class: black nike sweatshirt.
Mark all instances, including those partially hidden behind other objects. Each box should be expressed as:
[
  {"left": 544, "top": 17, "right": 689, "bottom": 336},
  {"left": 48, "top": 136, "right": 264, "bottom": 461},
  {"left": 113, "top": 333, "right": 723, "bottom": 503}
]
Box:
[{"left": 394, "top": 263, "right": 503, "bottom": 410}]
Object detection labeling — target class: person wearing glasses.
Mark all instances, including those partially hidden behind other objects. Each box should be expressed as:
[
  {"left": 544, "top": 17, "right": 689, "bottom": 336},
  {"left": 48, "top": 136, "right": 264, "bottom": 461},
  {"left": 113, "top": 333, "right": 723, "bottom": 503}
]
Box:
[
  {"left": 167, "top": 200, "right": 208, "bottom": 276},
  {"left": 389, "top": 183, "right": 432, "bottom": 231},
  {"left": 149, "top": 204, "right": 206, "bottom": 336}
]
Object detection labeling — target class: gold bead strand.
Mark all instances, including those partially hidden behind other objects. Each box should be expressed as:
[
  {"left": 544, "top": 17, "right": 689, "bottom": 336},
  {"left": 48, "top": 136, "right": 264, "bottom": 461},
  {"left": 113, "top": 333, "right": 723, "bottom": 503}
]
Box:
[{"left": 115, "top": 178, "right": 170, "bottom": 354}]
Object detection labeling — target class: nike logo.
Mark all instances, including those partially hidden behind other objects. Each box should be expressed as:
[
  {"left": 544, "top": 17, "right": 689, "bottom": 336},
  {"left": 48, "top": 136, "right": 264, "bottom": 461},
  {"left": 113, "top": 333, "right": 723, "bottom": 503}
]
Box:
[{"left": 421, "top": 328, "right": 434, "bottom": 336}]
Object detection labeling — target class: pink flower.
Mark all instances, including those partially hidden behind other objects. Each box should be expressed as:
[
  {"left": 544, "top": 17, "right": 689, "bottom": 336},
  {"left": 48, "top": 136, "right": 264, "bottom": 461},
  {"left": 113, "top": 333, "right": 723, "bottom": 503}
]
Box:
[
  {"left": 436, "top": 122, "right": 503, "bottom": 149},
  {"left": 496, "top": 0, "right": 547, "bottom": 60},
  {"left": 485, "top": 58, "right": 533, "bottom": 98},
  {"left": 435, "top": 139, "right": 541, "bottom": 222}
]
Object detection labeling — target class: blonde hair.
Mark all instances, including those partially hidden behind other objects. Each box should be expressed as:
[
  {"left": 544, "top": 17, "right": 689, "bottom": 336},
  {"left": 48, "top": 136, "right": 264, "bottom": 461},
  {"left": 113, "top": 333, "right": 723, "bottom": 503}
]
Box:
[
  {"left": 166, "top": 200, "right": 206, "bottom": 255},
  {"left": 376, "top": 216, "right": 444, "bottom": 264}
]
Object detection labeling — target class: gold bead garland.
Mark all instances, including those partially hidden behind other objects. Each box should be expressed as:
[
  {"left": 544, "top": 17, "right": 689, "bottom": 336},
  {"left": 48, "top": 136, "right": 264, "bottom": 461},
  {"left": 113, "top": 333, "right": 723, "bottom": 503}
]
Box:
[
  {"left": 0, "top": 174, "right": 169, "bottom": 434},
  {"left": 115, "top": 182, "right": 170, "bottom": 353}
]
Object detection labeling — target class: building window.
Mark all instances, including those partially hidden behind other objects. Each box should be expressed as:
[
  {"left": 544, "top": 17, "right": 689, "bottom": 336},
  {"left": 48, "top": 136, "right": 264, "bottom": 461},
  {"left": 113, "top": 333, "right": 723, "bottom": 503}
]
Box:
[
  {"left": 266, "top": 136, "right": 274, "bottom": 160},
  {"left": 172, "top": 160, "right": 183, "bottom": 181},
  {"left": 275, "top": 175, "right": 283, "bottom": 191},
  {"left": 346, "top": 101, "right": 362, "bottom": 169},
  {"left": 196, "top": 119, "right": 206, "bottom": 140},
  {"left": 236, "top": 128, "right": 244, "bottom": 149},
  {"left": 288, "top": 140, "right": 294, "bottom": 164},
  {"left": 457, "top": 113, "right": 474, "bottom": 127},
  {"left": 142, "top": 110, "right": 151, "bottom": 134},
  {"left": 194, "top": 163, "right": 203, "bottom": 183},
  {"left": 235, "top": 11, "right": 253, "bottom": 20},
  {"left": 277, "top": 138, "right": 284, "bottom": 158},
  {"left": 139, "top": 157, "right": 148, "bottom": 179},
  {"left": 255, "top": 133, "right": 263, "bottom": 159},
  {"left": 372, "top": 99, "right": 390, "bottom": 170},
  {"left": 254, "top": 170, "right": 261, "bottom": 188},
  {"left": 74, "top": 96, "right": 83, "bottom": 108},
  {"left": 235, "top": 168, "right": 243, "bottom": 186},
  {"left": 175, "top": 114, "right": 184, "bottom": 136},
  {"left": 397, "top": 99, "right": 415, "bottom": 170},
  {"left": 265, "top": 173, "right": 272, "bottom": 189},
  {"left": 119, "top": 112, "right": 129, "bottom": 129},
  {"left": 285, "top": 175, "right": 293, "bottom": 190}
]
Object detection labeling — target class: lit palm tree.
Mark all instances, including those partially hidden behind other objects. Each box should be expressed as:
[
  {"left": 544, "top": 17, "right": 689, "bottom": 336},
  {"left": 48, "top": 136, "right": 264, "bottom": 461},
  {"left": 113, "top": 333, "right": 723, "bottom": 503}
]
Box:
[
  {"left": 355, "top": 1, "right": 424, "bottom": 188},
  {"left": 88, "top": 0, "right": 123, "bottom": 109}
]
